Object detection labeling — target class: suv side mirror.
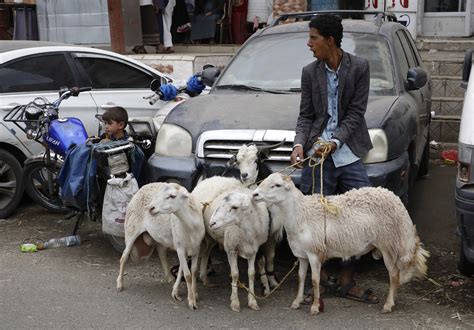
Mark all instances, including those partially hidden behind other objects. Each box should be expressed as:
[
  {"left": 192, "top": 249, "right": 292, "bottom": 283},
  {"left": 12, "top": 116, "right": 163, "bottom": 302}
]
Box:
[
  {"left": 201, "top": 66, "right": 221, "bottom": 87},
  {"left": 461, "top": 49, "right": 473, "bottom": 89},
  {"left": 406, "top": 67, "right": 427, "bottom": 91}
]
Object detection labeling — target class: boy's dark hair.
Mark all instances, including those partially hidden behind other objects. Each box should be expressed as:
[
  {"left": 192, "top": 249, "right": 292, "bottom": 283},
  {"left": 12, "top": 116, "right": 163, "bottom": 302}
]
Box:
[
  {"left": 102, "top": 106, "right": 128, "bottom": 128},
  {"left": 309, "top": 14, "right": 343, "bottom": 48}
]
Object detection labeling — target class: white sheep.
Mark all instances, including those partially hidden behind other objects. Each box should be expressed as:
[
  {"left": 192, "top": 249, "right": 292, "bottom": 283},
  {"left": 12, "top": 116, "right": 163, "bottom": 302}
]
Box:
[
  {"left": 208, "top": 188, "right": 271, "bottom": 312},
  {"left": 116, "top": 182, "right": 205, "bottom": 310},
  {"left": 195, "top": 142, "right": 284, "bottom": 289},
  {"left": 253, "top": 173, "right": 430, "bottom": 315}
]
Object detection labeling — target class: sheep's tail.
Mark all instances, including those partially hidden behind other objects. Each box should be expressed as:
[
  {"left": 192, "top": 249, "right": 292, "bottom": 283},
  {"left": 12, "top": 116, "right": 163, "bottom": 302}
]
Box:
[{"left": 399, "top": 230, "right": 430, "bottom": 284}]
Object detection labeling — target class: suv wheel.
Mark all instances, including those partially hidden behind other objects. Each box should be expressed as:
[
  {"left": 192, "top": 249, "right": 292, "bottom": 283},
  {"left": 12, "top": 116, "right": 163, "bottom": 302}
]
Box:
[
  {"left": 458, "top": 242, "right": 474, "bottom": 276},
  {"left": 0, "top": 149, "right": 24, "bottom": 219}
]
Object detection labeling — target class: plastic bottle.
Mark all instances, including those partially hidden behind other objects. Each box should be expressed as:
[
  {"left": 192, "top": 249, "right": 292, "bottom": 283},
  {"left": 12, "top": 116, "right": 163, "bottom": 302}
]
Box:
[{"left": 44, "top": 235, "right": 81, "bottom": 249}]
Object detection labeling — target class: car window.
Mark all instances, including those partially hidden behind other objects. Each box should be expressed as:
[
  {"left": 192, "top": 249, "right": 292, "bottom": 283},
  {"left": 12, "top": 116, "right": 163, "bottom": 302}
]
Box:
[
  {"left": 75, "top": 57, "right": 153, "bottom": 89},
  {"left": 216, "top": 32, "right": 396, "bottom": 96},
  {"left": 0, "top": 54, "right": 76, "bottom": 93},
  {"left": 393, "top": 32, "right": 410, "bottom": 81},
  {"left": 396, "top": 30, "right": 417, "bottom": 68}
]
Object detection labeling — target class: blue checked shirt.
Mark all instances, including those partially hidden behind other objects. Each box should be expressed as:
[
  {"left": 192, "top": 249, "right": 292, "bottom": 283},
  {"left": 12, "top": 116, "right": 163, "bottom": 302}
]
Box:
[{"left": 321, "top": 63, "right": 359, "bottom": 168}]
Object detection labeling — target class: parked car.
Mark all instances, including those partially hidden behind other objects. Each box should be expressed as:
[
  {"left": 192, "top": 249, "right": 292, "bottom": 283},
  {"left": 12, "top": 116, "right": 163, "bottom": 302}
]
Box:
[
  {"left": 0, "top": 41, "right": 180, "bottom": 219},
  {"left": 147, "top": 11, "right": 432, "bottom": 205},
  {"left": 455, "top": 48, "right": 474, "bottom": 276}
]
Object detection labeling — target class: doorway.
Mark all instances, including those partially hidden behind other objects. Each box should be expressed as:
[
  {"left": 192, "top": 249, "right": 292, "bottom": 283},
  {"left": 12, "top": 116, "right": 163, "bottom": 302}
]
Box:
[{"left": 422, "top": 0, "right": 472, "bottom": 36}]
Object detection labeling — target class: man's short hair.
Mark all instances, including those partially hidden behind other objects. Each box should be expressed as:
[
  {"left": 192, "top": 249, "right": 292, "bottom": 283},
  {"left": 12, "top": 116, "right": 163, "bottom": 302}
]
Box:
[
  {"left": 102, "top": 106, "right": 128, "bottom": 128},
  {"left": 309, "top": 14, "right": 343, "bottom": 48}
]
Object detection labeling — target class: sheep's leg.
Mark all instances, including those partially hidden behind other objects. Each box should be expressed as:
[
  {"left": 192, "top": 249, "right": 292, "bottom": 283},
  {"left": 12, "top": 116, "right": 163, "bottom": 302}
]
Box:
[
  {"left": 116, "top": 234, "right": 140, "bottom": 292},
  {"left": 157, "top": 246, "right": 173, "bottom": 283},
  {"left": 177, "top": 249, "right": 197, "bottom": 310},
  {"left": 227, "top": 250, "right": 241, "bottom": 312},
  {"left": 171, "top": 264, "right": 183, "bottom": 302},
  {"left": 290, "top": 258, "right": 309, "bottom": 310},
  {"left": 381, "top": 252, "right": 400, "bottom": 313},
  {"left": 264, "top": 238, "right": 279, "bottom": 288},
  {"left": 257, "top": 255, "right": 270, "bottom": 295},
  {"left": 308, "top": 254, "right": 322, "bottom": 315},
  {"left": 190, "top": 254, "right": 199, "bottom": 302},
  {"left": 247, "top": 254, "right": 260, "bottom": 310},
  {"left": 199, "top": 238, "right": 217, "bottom": 287}
]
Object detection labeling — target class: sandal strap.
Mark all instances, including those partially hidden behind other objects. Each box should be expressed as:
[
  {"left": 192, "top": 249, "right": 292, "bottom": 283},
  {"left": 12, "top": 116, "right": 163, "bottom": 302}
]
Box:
[
  {"left": 361, "top": 288, "right": 374, "bottom": 301},
  {"left": 338, "top": 280, "right": 357, "bottom": 297}
]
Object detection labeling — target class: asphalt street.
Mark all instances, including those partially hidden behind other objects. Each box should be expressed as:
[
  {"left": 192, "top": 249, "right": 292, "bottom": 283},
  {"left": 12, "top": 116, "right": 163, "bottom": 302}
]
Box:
[{"left": 0, "top": 161, "right": 472, "bottom": 328}]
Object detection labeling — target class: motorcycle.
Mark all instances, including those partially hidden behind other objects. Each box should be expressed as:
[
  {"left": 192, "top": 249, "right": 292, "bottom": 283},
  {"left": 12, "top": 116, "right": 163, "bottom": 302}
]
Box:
[
  {"left": 4, "top": 86, "right": 92, "bottom": 213},
  {"left": 3, "top": 79, "right": 182, "bottom": 213}
]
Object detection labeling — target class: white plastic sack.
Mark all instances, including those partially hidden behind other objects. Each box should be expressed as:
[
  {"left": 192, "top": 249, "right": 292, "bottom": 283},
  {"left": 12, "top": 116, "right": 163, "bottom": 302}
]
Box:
[{"left": 102, "top": 173, "right": 139, "bottom": 237}]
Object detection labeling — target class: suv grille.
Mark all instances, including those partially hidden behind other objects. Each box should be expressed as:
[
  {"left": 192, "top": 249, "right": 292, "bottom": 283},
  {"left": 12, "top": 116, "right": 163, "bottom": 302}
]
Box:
[{"left": 197, "top": 130, "right": 295, "bottom": 162}]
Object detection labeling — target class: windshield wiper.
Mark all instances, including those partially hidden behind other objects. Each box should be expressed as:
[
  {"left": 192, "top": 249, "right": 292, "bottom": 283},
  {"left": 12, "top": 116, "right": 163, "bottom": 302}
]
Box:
[{"left": 216, "top": 84, "right": 293, "bottom": 94}]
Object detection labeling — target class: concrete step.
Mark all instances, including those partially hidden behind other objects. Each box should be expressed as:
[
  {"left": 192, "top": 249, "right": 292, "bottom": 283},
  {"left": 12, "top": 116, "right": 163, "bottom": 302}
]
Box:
[
  {"left": 430, "top": 116, "right": 460, "bottom": 144},
  {"left": 420, "top": 51, "right": 464, "bottom": 76},
  {"left": 431, "top": 96, "right": 464, "bottom": 117},
  {"left": 416, "top": 38, "right": 474, "bottom": 52},
  {"left": 130, "top": 53, "right": 233, "bottom": 81},
  {"left": 431, "top": 76, "right": 464, "bottom": 98}
]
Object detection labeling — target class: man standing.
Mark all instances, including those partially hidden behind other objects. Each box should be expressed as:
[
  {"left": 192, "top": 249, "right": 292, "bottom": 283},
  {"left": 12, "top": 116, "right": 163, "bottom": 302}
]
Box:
[{"left": 290, "top": 14, "right": 378, "bottom": 304}]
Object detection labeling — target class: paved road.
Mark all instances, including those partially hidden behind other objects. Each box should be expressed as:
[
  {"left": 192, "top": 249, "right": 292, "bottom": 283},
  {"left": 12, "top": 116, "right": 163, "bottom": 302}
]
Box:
[{"left": 0, "top": 161, "right": 472, "bottom": 328}]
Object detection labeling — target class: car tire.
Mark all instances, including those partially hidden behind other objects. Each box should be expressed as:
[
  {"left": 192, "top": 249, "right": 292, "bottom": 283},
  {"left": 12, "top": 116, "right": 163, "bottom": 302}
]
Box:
[
  {"left": 458, "top": 242, "right": 474, "bottom": 276},
  {"left": 0, "top": 150, "right": 24, "bottom": 219},
  {"left": 106, "top": 234, "right": 125, "bottom": 253},
  {"left": 23, "top": 160, "right": 69, "bottom": 213}
]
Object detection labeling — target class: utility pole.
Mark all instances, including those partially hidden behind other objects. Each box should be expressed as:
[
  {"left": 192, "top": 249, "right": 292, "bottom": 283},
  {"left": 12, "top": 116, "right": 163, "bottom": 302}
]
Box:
[{"left": 107, "top": 0, "right": 125, "bottom": 54}]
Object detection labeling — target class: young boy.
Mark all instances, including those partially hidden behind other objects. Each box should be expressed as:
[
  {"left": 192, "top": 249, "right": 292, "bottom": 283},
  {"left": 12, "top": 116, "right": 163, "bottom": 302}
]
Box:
[{"left": 100, "top": 106, "right": 129, "bottom": 141}]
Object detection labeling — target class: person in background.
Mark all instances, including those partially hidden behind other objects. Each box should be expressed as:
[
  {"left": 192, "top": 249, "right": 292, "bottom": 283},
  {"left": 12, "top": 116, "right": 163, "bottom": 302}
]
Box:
[
  {"left": 190, "top": 0, "right": 224, "bottom": 43},
  {"left": 133, "top": 0, "right": 162, "bottom": 54},
  {"left": 160, "top": 0, "right": 177, "bottom": 53},
  {"left": 171, "top": 0, "right": 192, "bottom": 44}
]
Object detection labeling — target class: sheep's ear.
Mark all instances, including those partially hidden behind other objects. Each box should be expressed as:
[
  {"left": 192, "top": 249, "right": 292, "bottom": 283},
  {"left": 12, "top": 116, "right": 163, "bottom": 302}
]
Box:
[
  {"left": 227, "top": 154, "right": 237, "bottom": 166},
  {"left": 240, "top": 194, "right": 251, "bottom": 210},
  {"left": 179, "top": 187, "right": 190, "bottom": 199},
  {"left": 282, "top": 175, "right": 292, "bottom": 191}
]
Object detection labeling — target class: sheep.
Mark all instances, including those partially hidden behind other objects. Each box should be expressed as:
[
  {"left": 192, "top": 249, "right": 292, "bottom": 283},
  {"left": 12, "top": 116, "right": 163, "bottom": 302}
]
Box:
[
  {"left": 252, "top": 173, "right": 430, "bottom": 315},
  {"left": 195, "top": 141, "right": 286, "bottom": 289},
  {"left": 116, "top": 182, "right": 205, "bottom": 310},
  {"left": 190, "top": 176, "right": 271, "bottom": 293},
  {"left": 207, "top": 188, "right": 271, "bottom": 312}
]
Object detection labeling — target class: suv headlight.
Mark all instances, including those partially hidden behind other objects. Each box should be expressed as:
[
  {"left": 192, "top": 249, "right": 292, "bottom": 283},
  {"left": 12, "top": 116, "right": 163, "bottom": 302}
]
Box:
[
  {"left": 362, "top": 129, "right": 388, "bottom": 164},
  {"left": 458, "top": 143, "right": 472, "bottom": 183},
  {"left": 155, "top": 123, "right": 192, "bottom": 157}
]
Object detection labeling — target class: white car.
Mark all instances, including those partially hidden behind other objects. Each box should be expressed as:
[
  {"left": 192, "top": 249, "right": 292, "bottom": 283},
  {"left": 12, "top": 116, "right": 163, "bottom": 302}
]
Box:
[{"left": 0, "top": 41, "right": 180, "bottom": 219}]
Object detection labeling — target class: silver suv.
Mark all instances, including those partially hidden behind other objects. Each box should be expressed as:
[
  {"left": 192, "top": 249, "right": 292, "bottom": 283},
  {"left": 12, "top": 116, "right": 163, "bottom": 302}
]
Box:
[
  {"left": 147, "top": 11, "right": 432, "bottom": 205},
  {"left": 0, "top": 41, "right": 179, "bottom": 218}
]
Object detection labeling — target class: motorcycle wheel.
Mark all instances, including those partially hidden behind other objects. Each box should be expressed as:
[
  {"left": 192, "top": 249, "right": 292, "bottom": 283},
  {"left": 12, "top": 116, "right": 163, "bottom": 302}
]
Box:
[
  {"left": 106, "top": 234, "right": 125, "bottom": 253},
  {"left": 0, "top": 149, "right": 24, "bottom": 219},
  {"left": 23, "top": 159, "right": 69, "bottom": 213}
]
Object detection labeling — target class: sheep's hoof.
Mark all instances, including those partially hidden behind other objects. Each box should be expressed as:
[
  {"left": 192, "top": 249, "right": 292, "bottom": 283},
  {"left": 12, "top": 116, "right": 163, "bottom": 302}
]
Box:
[
  {"left": 188, "top": 301, "right": 198, "bottom": 310},
  {"left": 248, "top": 302, "right": 260, "bottom": 311},
  {"left": 172, "top": 292, "right": 182, "bottom": 301},
  {"left": 116, "top": 286, "right": 123, "bottom": 292},
  {"left": 381, "top": 306, "right": 393, "bottom": 313},
  {"left": 230, "top": 301, "right": 241, "bottom": 312},
  {"left": 290, "top": 300, "right": 301, "bottom": 310},
  {"left": 310, "top": 305, "right": 320, "bottom": 315}
]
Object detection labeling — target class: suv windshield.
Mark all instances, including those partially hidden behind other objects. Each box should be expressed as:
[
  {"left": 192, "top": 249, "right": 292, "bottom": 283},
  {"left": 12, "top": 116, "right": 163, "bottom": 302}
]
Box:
[{"left": 216, "top": 31, "right": 396, "bottom": 96}]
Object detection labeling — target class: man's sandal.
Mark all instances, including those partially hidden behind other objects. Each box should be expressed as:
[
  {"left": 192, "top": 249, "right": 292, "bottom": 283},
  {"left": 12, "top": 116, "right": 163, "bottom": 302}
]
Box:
[{"left": 336, "top": 280, "right": 379, "bottom": 304}]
